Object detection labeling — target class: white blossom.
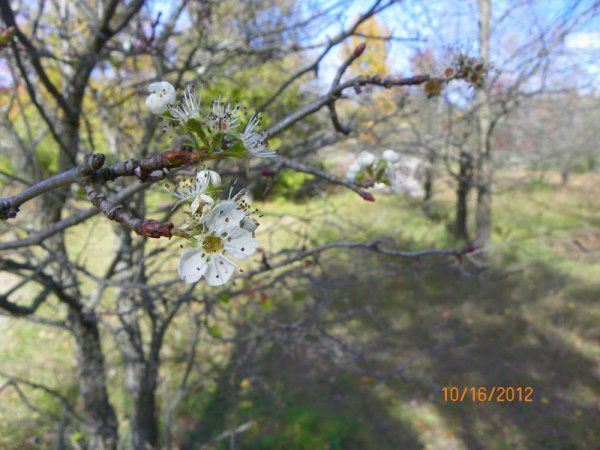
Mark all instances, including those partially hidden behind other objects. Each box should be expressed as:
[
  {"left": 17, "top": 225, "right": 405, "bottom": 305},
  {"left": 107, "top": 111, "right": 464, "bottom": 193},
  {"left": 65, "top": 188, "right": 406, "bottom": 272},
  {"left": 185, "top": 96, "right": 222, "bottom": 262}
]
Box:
[
  {"left": 241, "top": 114, "right": 276, "bottom": 158},
  {"left": 168, "top": 84, "right": 201, "bottom": 123},
  {"left": 388, "top": 156, "right": 425, "bottom": 197},
  {"left": 165, "top": 170, "right": 221, "bottom": 214},
  {"left": 356, "top": 151, "right": 377, "bottom": 167},
  {"left": 178, "top": 201, "right": 258, "bottom": 285},
  {"left": 345, "top": 162, "right": 361, "bottom": 180},
  {"left": 382, "top": 149, "right": 400, "bottom": 163},
  {"left": 145, "top": 81, "right": 176, "bottom": 114},
  {"left": 207, "top": 96, "right": 241, "bottom": 132}
]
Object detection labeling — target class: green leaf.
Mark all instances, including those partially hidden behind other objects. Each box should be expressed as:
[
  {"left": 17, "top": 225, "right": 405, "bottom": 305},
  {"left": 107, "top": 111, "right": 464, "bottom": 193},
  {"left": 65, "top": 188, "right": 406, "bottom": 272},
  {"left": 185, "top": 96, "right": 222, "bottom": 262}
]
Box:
[
  {"left": 217, "top": 292, "right": 230, "bottom": 304},
  {"left": 210, "top": 132, "right": 224, "bottom": 153},
  {"left": 223, "top": 139, "right": 246, "bottom": 158},
  {"left": 161, "top": 109, "right": 175, "bottom": 120},
  {"left": 186, "top": 118, "right": 210, "bottom": 147},
  {"left": 70, "top": 432, "right": 84, "bottom": 443},
  {"left": 261, "top": 297, "right": 272, "bottom": 312},
  {"left": 208, "top": 325, "right": 222, "bottom": 337}
]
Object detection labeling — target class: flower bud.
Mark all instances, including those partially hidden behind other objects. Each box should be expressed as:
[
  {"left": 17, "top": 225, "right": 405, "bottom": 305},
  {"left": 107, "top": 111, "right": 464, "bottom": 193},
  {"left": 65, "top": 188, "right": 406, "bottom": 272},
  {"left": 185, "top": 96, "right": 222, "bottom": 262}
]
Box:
[
  {"left": 463, "top": 244, "right": 478, "bottom": 254},
  {"left": 197, "top": 170, "right": 221, "bottom": 187},
  {"left": 163, "top": 149, "right": 204, "bottom": 166},
  {"left": 145, "top": 81, "right": 176, "bottom": 114},
  {"left": 139, "top": 220, "right": 174, "bottom": 238},
  {"left": 359, "top": 191, "right": 375, "bottom": 202},
  {"left": 353, "top": 42, "right": 367, "bottom": 58},
  {"left": 260, "top": 167, "right": 276, "bottom": 177}
]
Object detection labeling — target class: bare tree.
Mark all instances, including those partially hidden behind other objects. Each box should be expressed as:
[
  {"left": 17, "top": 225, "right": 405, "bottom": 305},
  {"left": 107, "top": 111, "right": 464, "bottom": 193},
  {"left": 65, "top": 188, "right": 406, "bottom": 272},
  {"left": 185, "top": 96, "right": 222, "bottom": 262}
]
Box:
[{"left": 0, "top": 1, "right": 479, "bottom": 448}]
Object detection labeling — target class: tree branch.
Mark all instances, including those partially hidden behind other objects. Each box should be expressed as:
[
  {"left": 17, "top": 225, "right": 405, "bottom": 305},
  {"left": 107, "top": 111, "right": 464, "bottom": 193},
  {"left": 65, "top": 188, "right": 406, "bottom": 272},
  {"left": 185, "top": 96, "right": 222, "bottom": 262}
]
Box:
[{"left": 267, "top": 73, "right": 436, "bottom": 138}]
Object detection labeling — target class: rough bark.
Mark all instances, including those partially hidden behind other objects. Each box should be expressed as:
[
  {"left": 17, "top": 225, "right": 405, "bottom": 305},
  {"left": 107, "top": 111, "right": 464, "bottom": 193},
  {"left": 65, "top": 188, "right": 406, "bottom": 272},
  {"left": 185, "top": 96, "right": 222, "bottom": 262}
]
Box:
[
  {"left": 423, "top": 156, "right": 435, "bottom": 203},
  {"left": 113, "top": 226, "right": 160, "bottom": 449},
  {"left": 454, "top": 151, "right": 473, "bottom": 240},
  {"left": 423, "top": 174, "right": 433, "bottom": 203},
  {"left": 116, "top": 304, "right": 160, "bottom": 450},
  {"left": 475, "top": 0, "right": 492, "bottom": 247},
  {"left": 69, "top": 310, "right": 119, "bottom": 450}
]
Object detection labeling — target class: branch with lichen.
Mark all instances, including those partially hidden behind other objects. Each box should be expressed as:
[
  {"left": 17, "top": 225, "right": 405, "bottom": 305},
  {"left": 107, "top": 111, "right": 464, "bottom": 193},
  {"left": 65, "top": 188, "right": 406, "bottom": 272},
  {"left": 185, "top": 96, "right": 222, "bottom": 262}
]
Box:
[{"left": 0, "top": 149, "right": 208, "bottom": 239}]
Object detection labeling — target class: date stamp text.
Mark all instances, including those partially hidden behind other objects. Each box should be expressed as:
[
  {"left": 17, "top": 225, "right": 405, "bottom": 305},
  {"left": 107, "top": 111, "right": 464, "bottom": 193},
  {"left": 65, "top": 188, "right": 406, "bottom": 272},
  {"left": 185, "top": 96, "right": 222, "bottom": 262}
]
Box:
[{"left": 442, "top": 386, "right": 534, "bottom": 403}]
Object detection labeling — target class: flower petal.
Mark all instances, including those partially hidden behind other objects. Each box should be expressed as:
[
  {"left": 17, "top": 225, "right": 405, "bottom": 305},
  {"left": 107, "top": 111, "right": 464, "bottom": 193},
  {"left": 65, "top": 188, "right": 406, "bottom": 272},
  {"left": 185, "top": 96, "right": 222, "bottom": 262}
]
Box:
[
  {"left": 178, "top": 249, "right": 208, "bottom": 283},
  {"left": 224, "top": 227, "right": 257, "bottom": 260},
  {"left": 204, "top": 255, "right": 236, "bottom": 286},
  {"left": 145, "top": 95, "right": 168, "bottom": 114},
  {"left": 382, "top": 149, "right": 400, "bottom": 163},
  {"left": 203, "top": 201, "right": 245, "bottom": 233},
  {"left": 190, "top": 196, "right": 201, "bottom": 214},
  {"left": 199, "top": 194, "right": 214, "bottom": 205},
  {"left": 357, "top": 151, "right": 377, "bottom": 167},
  {"left": 238, "top": 216, "right": 258, "bottom": 233},
  {"left": 148, "top": 81, "right": 165, "bottom": 93},
  {"left": 159, "top": 81, "right": 176, "bottom": 103},
  {"left": 145, "top": 81, "right": 176, "bottom": 114}
]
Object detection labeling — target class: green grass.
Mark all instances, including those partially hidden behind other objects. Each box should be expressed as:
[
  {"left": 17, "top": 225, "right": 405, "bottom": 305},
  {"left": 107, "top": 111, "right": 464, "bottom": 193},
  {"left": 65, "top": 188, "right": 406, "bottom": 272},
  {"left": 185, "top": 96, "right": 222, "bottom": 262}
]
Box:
[
  {"left": 187, "top": 172, "right": 600, "bottom": 450},
  {"left": 1, "top": 172, "right": 599, "bottom": 449}
]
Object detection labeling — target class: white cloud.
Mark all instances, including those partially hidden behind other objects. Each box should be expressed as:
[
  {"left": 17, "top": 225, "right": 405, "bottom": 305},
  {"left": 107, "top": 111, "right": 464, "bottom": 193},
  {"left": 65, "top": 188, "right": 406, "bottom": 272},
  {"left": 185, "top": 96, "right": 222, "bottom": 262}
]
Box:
[{"left": 566, "top": 32, "right": 600, "bottom": 50}]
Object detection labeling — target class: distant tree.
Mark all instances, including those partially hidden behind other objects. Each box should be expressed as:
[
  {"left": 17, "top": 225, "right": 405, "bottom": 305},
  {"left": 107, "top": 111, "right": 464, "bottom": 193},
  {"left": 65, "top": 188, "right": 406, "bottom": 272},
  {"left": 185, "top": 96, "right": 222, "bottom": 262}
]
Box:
[{"left": 0, "top": 1, "right": 469, "bottom": 448}]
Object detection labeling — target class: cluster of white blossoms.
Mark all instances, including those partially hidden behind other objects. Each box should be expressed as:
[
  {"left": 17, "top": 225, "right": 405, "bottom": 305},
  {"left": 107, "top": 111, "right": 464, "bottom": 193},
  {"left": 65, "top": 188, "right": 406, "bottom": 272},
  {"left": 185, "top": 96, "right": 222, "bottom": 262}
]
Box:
[
  {"left": 145, "top": 80, "right": 276, "bottom": 159},
  {"left": 346, "top": 150, "right": 425, "bottom": 197},
  {"left": 145, "top": 81, "right": 274, "bottom": 285},
  {"left": 345, "top": 150, "right": 400, "bottom": 181},
  {"left": 163, "top": 170, "right": 260, "bottom": 286}
]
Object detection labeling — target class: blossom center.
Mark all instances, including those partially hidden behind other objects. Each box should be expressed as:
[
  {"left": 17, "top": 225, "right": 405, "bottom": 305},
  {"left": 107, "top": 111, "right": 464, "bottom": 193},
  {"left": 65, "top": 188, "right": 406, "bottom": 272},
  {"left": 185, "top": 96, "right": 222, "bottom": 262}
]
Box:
[{"left": 202, "top": 234, "right": 224, "bottom": 253}]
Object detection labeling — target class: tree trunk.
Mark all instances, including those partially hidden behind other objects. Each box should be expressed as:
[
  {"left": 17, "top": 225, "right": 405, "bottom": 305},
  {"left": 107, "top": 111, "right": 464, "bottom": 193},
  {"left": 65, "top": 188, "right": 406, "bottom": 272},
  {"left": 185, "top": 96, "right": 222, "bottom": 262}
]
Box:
[
  {"left": 69, "top": 310, "right": 119, "bottom": 450},
  {"left": 561, "top": 169, "right": 570, "bottom": 186},
  {"left": 127, "top": 355, "right": 159, "bottom": 449},
  {"left": 114, "top": 299, "right": 160, "bottom": 450},
  {"left": 454, "top": 152, "right": 473, "bottom": 240},
  {"left": 423, "top": 173, "right": 433, "bottom": 203},
  {"left": 50, "top": 95, "right": 119, "bottom": 449},
  {"left": 423, "top": 152, "right": 435, "bottom": 203},
  {"left": 475, "top": 0, "right": 492, "bottom": 247},
  {"left": 114, "top": 300, "right": 160, "bottom": 450},
  {"left": 113, "top": 227, "right": 160, "bottom": 449}
]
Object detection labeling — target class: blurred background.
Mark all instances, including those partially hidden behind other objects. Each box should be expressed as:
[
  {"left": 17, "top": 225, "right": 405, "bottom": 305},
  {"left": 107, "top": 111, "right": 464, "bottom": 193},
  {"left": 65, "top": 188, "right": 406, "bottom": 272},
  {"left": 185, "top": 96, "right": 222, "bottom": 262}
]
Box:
[{"left": 0, "top": 0, "right": 599, "bottom": 449}]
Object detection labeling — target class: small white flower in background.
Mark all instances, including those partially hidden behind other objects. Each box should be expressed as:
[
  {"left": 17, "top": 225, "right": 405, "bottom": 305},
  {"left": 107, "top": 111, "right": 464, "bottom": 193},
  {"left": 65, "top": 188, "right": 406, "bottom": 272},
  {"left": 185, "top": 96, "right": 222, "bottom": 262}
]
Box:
[
  {"left": 145, "top": 81, "right": 176, "bottom": 114},
  {"left": 388, "top": 156, "right": 425, "bottom": 198},
  {"left": 345, "top": 162, "right": 361, "bottom": 180},
  {"left": 165, "top": 169, "right": 221, "bottom": 214},
  {"left": 241, "top": 114, "right": 276, "bottom": 158},
  {"left": 207, "top": 96, "right": 241, "bottom": 132},
  {"left": 356, "top": 151, "right": 377, "bottom": 167},
  {"left": 178, "top": 200, "right": 258, "bottom": 285},
  {"left": 382, "top": 149, "right": 400, "bottom": 163},
  {"left": 169, "top": 84, "right": 202, "bottom": 123}
]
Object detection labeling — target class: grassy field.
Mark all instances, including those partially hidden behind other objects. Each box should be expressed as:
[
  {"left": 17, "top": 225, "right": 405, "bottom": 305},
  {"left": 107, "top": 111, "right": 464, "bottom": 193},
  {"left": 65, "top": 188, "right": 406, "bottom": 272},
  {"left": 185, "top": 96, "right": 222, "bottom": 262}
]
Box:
[
  {"left": 194, "top": 172, "right": 600, "bottom": 450},
  {"left": 0, "top": 171, "right": 599, "bottom": 449}
]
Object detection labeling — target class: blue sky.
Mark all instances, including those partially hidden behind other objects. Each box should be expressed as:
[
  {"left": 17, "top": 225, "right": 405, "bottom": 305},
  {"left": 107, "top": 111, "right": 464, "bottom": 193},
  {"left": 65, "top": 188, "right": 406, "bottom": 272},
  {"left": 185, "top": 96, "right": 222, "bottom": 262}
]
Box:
[{"left": 147, "top": 0, "right": 600, "bottom": 86}]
